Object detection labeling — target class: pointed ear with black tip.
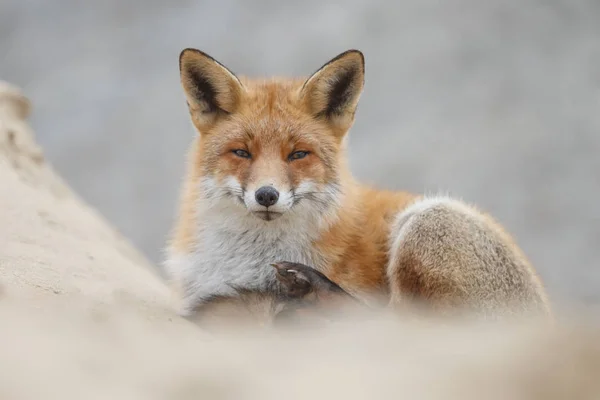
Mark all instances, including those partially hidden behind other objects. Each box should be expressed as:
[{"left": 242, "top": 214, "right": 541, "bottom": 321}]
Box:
[
  {"left": 300, "top": 49, "right": 365, "bottom": 134},
  {"left": 179, "top": 48, "right": 244, "bottom": 129}
]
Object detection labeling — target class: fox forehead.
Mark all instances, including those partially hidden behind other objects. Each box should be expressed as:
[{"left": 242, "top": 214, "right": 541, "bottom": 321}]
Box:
[
  {"left": 237, "top": 76, "right": 306, "bottom": 106},
  {"left": 205, "top": 78, "right": 339, "bottom": 150}
]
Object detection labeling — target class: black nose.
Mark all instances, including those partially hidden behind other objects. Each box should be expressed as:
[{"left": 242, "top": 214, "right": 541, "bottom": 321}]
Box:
[{"left": 255, "top": 186, "right": 279, "bottom": 207}]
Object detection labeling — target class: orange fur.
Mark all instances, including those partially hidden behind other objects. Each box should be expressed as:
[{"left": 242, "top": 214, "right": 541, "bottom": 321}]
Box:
[{"left": 166, "top": 48, "right": 551, "bottom": 320}]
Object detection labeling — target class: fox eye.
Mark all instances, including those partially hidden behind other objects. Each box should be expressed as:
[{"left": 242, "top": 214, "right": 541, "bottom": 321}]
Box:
[
  {"left": 288, "top": 151, "right": 309, "bottom": 161},
  {"left": 232, "top": 149, "right": 251, "bottom": 159}
]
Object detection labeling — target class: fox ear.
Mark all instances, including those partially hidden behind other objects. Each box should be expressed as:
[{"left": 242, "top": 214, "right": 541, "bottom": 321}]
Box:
[
  {"left": 179, "top": 48, "right": 243, "bottom": 128},
  {"left": 300, "top": 50, "right": 365, "bottom": 133}
]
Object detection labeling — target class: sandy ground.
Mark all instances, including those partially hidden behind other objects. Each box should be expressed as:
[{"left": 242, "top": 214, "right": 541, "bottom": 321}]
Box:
[{"left": 3, "top": 295, "right": 600, "bottom": 400}]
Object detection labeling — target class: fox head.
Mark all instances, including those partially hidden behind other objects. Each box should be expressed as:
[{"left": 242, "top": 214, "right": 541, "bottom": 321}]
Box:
[{"left": 179, "top": 49, "right": 365, "bottom": 223}]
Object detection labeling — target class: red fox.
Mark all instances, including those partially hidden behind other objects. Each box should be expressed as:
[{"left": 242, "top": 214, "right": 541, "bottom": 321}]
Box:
[{"left": 163, "top": 48, "right": 552, "bottom": 323}]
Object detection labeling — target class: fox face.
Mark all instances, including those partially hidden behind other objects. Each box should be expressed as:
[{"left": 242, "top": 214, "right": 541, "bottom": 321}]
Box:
[{"left": 179, "top": 49, "right": 365, "bottom": 222}]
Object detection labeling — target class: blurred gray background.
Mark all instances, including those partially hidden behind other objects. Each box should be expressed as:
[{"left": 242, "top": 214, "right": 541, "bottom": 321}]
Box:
[{"left": 1, "top": 0, "right": 599, "bottom": 308}]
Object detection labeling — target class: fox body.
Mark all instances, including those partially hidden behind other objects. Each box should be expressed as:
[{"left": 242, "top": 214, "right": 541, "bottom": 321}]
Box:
[{"left": 164, "top": 49, "right": 551, "bottom": 320}]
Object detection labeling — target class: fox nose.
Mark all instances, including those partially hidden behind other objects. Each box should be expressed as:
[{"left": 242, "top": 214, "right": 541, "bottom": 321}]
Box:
[{"left": 255, "top": 186, "right": 279, "bottom": 207}]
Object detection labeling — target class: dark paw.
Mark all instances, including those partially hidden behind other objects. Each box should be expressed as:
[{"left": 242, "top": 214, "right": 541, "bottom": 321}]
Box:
[
  {"left": 271, "top": 262, "right": 314, "bottom": 299},
  {"left": 271, "top": 261, "right": 350, "bottom": 300}
]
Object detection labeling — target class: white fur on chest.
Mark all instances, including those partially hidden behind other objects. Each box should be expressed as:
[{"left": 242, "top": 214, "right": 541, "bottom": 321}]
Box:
[{"left": 165, "top": 203, "right": 324, "bottom": 315}]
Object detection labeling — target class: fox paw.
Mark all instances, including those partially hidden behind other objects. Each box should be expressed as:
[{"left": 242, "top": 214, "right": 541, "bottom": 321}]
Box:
[
  {"left": 271, "top": 262, "right": 314, "bottom": 299},
  {"left": 271, "top": 261, "right": 350, "bottom": 300}
]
